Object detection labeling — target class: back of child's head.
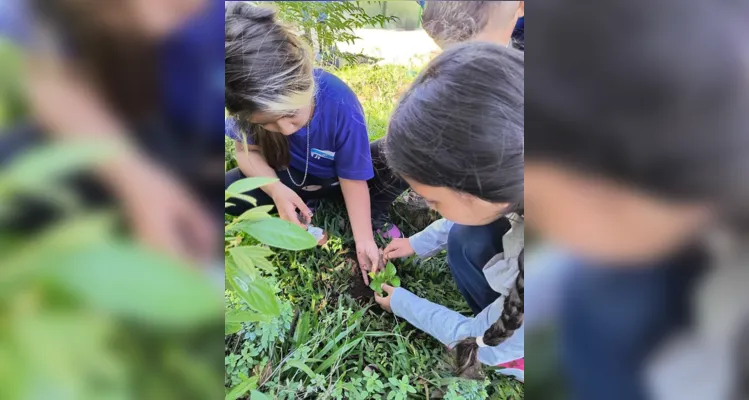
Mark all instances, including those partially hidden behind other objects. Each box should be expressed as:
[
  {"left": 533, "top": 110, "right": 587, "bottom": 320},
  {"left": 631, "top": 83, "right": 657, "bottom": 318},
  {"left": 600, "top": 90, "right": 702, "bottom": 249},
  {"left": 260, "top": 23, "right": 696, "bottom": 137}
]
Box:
[
  {"left": 422, "top": 1, "right": 521, "bottom": 47},
  {"left": 225, "top": 2, "right": 314, "bottom": 118},
  {"left": 386, "top": 41, "right": 524, "bottom": 378},
  {"left": 386, "top": 41, "right": 523, "bottom": 209},
  {"left": 526, "top": 0, "right": 749, "bottom": 231}
]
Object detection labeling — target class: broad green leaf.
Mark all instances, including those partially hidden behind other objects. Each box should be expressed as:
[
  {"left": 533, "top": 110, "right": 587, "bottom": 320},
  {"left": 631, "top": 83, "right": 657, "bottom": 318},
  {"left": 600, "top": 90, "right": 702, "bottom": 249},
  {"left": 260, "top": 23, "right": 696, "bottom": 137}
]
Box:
[
  {"left": 283, "top": 360, "right": 316, "bottom": 379},
  {"left": 250, "top": 390, "right": 273, "bottom": 400},
  {"left": 225, "top": 192, "right": 258, "bottom": 207},
  {"left": 391, "top": 277, "right": 401, "bottom": 287},
  {"left": 13, "top": 312, "right": 121, "bottom": 400},
  {"left": 225, "top": 376, "right": 258, "bottom": 400},
  {"left": 225, "top": 322, "right": 242, "bottom": 335},
  {"left": 0, "top": 141, "right": 117, "bottom": 195},
  {"left": 385, "top": 262, "right": 396, "bottom": 278},
  {"left": 236, "top": 205, "right": 274, "bottom": 222},
  {"left": 225, "top": 309, "right": 271, "bottom": 324},
  {"left": 48, "top": 241, "right": 221, "bottom": 328},
  {"left": 369, "top": 280, "right": 383, "bottom": 295},
  {"left": 1, "top": 212, "right": 116, "bottom": 298},
  {"left": 227, "top": 272, "right": 280, "bottom": 318},
  {"left": 226, "top": 177, "right": 278, "bottom": 194},
  {"left": 229, "top": 246, "right": 275, "bottom": 275},
  {"left": 237, "top": 218, "right": 316, "bottom": 250}
]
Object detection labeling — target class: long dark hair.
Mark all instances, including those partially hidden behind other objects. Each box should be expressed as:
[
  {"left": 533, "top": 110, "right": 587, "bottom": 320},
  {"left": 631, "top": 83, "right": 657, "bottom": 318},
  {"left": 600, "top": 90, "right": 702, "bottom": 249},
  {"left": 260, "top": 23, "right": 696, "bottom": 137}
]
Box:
[
  {"left": 224, "top": 2, "right": 315, "bottom": 169},
  {"left": 385, "top": 41, "right": 524, "bottom": 378}
]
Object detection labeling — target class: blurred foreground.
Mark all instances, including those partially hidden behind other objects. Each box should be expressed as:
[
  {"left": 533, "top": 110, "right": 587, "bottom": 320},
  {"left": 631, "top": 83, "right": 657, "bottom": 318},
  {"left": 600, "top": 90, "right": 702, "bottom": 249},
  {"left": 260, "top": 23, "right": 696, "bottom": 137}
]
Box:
[{"left": 1, "top": 1, "right": 224, "bottom": 399}]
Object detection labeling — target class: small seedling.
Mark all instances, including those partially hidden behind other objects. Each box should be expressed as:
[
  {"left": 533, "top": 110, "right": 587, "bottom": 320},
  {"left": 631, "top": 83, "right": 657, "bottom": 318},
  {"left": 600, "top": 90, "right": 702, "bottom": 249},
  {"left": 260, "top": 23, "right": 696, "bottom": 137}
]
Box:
[{"left": 369, "top": 262, "right": 401, "bottom": 295}]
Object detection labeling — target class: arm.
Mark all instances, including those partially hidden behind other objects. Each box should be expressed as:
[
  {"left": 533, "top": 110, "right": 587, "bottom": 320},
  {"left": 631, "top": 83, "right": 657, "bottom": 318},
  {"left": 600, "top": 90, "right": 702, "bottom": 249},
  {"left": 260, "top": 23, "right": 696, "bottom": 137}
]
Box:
[
  {"left": 390, "top": 288, "right": 524, "bottom": 365},
  {"left": 24, "top": 55, "right": 217, "bottom": 261},
  {"left": 234, "top": 140, "right": 284, "bottom": 198},
  {"left": 340, "top": 178, "right": 374, "bottom": 243},
  {"left": 233, "top": 140, "right": 310, "bottom": 226},
  {"left": 409, "top": 218, "right": 455, "bottom": 258},
  {"left": 25, "top": 55, "right": 144, "bottom": 192}
]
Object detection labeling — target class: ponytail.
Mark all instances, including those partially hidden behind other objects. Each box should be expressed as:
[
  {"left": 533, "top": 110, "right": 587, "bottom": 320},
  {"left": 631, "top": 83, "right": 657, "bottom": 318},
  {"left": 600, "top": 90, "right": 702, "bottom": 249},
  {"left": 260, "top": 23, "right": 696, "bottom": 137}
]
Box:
[{"left": 455, "top": 249, "right": 524, "bottom": 379}]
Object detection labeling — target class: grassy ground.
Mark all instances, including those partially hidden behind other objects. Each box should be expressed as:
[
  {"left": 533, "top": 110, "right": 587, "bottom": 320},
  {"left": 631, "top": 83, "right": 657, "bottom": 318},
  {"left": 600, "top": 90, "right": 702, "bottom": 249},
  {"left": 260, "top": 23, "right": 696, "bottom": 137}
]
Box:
[{"left": 225, "top": 64, "right": 524, "bottom": 399}]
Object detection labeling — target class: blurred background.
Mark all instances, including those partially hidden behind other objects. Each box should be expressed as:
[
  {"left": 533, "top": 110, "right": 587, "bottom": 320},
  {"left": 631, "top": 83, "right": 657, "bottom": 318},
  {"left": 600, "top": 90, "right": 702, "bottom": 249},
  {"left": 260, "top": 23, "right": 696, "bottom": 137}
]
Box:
[
  {"left": 1, "top": 0, "right": 224, "bottom": 399},
  {"left": 524, "top": 1, "right": 749, "bottom": 400}
]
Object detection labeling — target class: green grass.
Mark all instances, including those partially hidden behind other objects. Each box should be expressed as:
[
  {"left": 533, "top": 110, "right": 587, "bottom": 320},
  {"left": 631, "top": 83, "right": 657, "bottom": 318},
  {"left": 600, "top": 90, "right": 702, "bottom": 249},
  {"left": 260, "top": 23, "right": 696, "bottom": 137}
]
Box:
[
  {"left": 337, "top": 64, "right": 420, "bottom": 141},
  {"left": 225, "top": 64, "right": 524, "bottom": 399}
]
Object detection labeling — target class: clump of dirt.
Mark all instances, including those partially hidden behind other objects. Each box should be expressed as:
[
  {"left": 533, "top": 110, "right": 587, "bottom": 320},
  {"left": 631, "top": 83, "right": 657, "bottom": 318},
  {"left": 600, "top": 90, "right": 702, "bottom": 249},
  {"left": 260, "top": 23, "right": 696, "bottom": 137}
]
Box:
[{"left": 346, "top": 257, "right": 375, "bottom": 301}]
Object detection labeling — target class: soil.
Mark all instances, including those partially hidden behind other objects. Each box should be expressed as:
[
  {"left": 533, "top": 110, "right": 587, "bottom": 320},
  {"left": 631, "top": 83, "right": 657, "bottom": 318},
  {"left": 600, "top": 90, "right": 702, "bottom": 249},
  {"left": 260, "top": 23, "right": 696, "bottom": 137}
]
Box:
[{"left": 346, "top": 257, "right": 375, "bottom": 301}]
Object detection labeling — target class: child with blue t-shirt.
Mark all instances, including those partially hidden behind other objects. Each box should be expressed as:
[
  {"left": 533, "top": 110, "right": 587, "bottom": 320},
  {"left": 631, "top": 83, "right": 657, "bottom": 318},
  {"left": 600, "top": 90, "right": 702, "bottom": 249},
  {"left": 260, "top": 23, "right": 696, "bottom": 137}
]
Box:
[{"left": 224, "top": 3, "right": 408, "bottom": 282}]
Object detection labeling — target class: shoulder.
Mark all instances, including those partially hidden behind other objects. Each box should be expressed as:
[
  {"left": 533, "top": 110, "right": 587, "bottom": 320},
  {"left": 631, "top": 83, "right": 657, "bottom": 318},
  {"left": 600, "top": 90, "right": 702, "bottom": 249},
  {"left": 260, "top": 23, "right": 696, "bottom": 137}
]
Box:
[
  {"left": 315, "top": 68, "right": 359, "bottom": 103},
  {"left": 313, "top": 69, "right": 364, "bottom": 124}
]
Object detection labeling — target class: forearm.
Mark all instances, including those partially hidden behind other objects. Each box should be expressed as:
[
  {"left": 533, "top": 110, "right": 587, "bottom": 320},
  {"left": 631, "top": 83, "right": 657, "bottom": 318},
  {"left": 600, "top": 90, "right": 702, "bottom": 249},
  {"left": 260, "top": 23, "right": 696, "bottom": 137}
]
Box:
[
  {"left": 235, "top": 142, "right": 283, "bottom": 196},
  {"left": 25, "top": 55, "right": 151, "bottom": 196},
  {"left": 409, "top": 219, "right": 455, "bottom": 258},
  {"left": 340, "top": 178, "right": 373, "bottom": 242}
]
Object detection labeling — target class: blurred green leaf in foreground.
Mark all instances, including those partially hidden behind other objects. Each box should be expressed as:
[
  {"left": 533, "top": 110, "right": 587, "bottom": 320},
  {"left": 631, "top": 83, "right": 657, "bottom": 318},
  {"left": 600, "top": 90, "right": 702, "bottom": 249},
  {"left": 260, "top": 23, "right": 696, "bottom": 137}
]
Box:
[{"left": 0, "top": 141, "right": 224, "bottom": 400}]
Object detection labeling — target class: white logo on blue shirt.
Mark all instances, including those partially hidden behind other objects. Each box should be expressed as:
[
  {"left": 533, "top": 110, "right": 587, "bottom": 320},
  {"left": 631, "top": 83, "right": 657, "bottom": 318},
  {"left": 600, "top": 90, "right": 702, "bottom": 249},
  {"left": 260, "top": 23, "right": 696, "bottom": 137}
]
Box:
[{"left": 311, "top": 148, "right": 335, "bottom": 160}]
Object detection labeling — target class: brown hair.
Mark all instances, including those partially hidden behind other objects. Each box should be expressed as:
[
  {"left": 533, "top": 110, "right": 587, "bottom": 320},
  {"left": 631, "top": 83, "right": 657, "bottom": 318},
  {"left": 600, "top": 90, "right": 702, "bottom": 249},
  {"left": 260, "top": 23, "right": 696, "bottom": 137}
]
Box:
[{"left": 225, "top": 3, "right": 315, "bottom": 169}]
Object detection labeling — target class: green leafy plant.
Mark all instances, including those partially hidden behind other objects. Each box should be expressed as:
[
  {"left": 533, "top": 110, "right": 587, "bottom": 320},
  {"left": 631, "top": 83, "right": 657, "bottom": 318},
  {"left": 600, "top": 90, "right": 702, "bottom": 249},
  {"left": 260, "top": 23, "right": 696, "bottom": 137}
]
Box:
[
  {"left": 269, "top": 1, "right": 396, "bottom": 66},
  {"left": 1, "top": 142, "right": 223, "bottom": 399},
  {"left": 369, "top": 261, "right": 401, "bottom": 295},
  {"left": 224, "top": 177, "right": 316, "bottom": 398},
  {"left": 387, "top": 376, "right": 418, "bottom": 400},
  {"left": 444, "top": 378, "right": 491, "bottom": 400}
]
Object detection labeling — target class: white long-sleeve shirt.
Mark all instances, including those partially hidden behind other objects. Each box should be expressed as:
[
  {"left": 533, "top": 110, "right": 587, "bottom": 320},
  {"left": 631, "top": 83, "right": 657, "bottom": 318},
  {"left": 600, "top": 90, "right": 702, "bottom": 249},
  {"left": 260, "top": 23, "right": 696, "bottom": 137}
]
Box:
[{"left": 391, "top": 217, "right": 525, "bottom": 371}]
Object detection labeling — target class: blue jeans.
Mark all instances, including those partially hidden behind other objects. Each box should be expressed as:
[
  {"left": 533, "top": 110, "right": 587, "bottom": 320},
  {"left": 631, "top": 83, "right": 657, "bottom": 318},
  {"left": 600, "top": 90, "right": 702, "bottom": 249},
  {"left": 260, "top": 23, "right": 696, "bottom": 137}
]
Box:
[
  {"left": 446, "top": 218, "right": 512, "bottom": 315},
  {"left": 559, "top": 248, "right": 706, "bottom": 400}
]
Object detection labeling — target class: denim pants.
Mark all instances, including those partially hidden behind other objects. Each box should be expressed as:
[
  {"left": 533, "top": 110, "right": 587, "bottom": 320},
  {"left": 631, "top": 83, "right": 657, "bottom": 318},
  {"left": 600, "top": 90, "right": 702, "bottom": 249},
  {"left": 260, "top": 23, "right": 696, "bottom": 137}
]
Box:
[
  {"left": 446, "top": 217, "right": 512, "bottom": 315},
  {"left": 559, "top": 248, "right": 706, "bottom": 400}
]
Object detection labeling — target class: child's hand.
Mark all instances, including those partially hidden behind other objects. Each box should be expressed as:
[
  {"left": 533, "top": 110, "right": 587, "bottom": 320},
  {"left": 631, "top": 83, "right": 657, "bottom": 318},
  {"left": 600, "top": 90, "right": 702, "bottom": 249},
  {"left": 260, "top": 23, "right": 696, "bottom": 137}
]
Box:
[
  {"left": 374, "top": 284, "right": 395, "bottom": 313},
  {"left": 270, "top": 184, "right": 311, "bottom": 229},
  {"left": 114, "top": 155, "right": 217, "bottom": 264},
  {"left": 383, "top": 238, "right": 415, "bottom": 260},
  {"left": 356, "top": 239, "right": 381, "bottom": 285}
]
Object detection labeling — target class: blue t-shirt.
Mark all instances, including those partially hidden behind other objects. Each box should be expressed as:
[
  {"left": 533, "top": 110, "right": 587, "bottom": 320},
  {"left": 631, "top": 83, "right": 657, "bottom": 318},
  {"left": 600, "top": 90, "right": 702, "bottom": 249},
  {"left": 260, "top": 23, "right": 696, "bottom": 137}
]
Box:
[
  {"left": 0, "top": 0, "right": 30, "bottom": 46},
  {"left": 160, "top": 0, "right": 224, "bottom": 137},
  {"left": 226, "top": 69, "right": 374, "bottom": 181}
]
